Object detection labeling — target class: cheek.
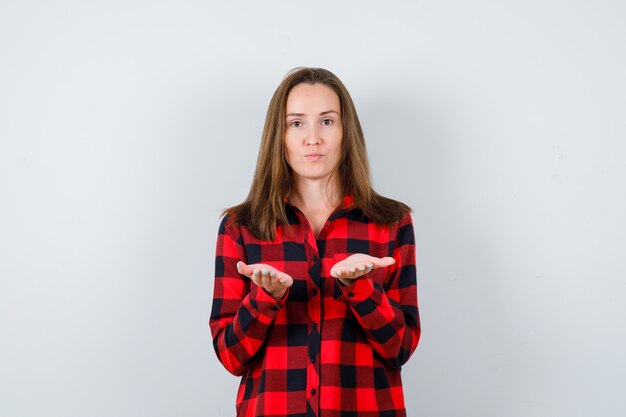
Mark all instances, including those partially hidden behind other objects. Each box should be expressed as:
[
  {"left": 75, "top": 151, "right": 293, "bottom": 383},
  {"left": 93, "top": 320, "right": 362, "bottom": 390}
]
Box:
[
  {"left": 332, "top": 134, "right": 343, "bottom": 158},
  {"left": 283, "top": 137, "right": 295, "bottom": 162},
  {"left": 333, "top": 129, "right": 343, "bottom": 148}
]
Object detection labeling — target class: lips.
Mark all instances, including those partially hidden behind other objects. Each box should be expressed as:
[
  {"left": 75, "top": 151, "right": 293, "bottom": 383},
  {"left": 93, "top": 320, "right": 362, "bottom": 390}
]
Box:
[{"left": 305, "top": 153, "right": 322, "bottom": 161}]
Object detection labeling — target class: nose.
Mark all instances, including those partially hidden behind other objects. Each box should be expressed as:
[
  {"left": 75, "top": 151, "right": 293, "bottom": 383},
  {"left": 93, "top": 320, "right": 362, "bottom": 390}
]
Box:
[{"left": 305, "top": 125, "right": 320, "bottom": 145}]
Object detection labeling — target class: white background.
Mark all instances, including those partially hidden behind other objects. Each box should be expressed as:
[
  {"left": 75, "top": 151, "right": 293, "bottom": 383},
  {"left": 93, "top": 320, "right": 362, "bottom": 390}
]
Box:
[{"left": 1, "top": 1, "right": 625, "bottom": 416}]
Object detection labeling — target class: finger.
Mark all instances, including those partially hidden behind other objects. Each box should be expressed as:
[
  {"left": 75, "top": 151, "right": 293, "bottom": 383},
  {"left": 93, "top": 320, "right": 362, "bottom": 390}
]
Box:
[
  {"left": 262, "top": 271, "right": 278, "bottom": 292},
  {"left": 248, "top": 268, "right": 261, "bottom": 285},
  {"left": 337, "top": 267, "right": 358, "bottom": 280},
  {"left": 252, "top": 269, "right": 261, "bottom": 283},
  {"left": 371, "top": 256, "right": 395, "bottom": 269},
  {"left": 360, "top": 263, "right": 374, "bottom": 273},
  {"left": 264, "top": 269, "right": 279, "bottom": 289},
  {"left": 237, "top": 261, "right": 256, "bottom": 277},
  {"left": 333, "top": 267, "right": 349, "bottom": 277},
  {"left": 276, "top": 272, "right": 294, "bottom": 287},
  {"left": 274, "top": 272, "right": 286, "bottom": 284}
]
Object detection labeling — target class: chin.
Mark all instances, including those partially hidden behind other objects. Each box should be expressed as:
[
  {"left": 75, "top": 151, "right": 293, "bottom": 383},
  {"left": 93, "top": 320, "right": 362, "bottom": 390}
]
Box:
[{"left": 304, "top": 173, "right": 333, "bottom": 181}]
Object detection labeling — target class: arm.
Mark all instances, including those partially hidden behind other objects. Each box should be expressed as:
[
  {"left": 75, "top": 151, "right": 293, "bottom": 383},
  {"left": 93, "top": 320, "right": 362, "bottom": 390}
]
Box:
[
  {"left": 209, "top": 215, "right": 287, "bottom": 376},
  {"left": 335, "top": 213, "right": 421, "bottom": 369}
]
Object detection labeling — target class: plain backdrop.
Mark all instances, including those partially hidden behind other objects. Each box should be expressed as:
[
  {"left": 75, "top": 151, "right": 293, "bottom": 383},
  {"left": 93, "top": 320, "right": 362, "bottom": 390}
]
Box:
[{"left": 1, "top": 1, "right": 625, "bottom": 416}]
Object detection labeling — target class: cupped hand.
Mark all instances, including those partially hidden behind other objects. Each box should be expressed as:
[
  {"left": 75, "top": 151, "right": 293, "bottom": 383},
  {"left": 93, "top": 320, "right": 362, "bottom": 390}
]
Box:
[
  {"left": 330, "top": 253, "right": 395, "bottom": 285},
  {"left": 237, "top": 261, "right": 294, "bottom": 300}
]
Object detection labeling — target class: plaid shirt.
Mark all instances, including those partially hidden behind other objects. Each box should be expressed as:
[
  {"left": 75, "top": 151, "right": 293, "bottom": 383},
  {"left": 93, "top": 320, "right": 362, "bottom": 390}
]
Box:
[{"left": 210, "top": 196, "right": 420, "bottom": 417}]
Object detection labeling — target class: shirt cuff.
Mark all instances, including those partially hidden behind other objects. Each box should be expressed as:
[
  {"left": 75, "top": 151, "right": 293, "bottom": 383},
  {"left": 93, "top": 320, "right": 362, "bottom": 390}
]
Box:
[
  {"left": 248, "top": 284, "right": 288, "bottom": 317},
  {"left": 338, "top": 277, "right": 376, "bottom": 303}
]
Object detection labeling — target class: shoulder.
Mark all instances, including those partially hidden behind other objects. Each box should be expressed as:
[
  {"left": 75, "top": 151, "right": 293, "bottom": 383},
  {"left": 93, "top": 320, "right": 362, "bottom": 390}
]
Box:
[
  {"left": 396, "top": 211, "right": 415, "bottom": 243},
  {"left": 375, "top": 193, "right": 411, "bottom": 214},
  {"left": 342, "top": 198, "right": 413, "bottom": 235},
  {"left": 218, "top": 212, "right": 243, "bottom": 240},
  {"left": 398, "top": 210, "right": 414, "bottom": 227},
  {"left": 362, "top": 192, "right": 412, "bottom": 226},
  {"left": 219, "top": 212, "right": 233, "bottom": 229},
  {"left": 219, "top": 211, "right": 272, "bottom": 247},
  {"left": 220, "top": 202, "right": 253, "bottom": 233}
]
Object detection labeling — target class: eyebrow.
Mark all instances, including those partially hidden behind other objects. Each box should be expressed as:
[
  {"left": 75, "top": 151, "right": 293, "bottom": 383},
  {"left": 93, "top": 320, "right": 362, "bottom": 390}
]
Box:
[{"left": 286, "top": 110, "right": 340, "bottom": 118}]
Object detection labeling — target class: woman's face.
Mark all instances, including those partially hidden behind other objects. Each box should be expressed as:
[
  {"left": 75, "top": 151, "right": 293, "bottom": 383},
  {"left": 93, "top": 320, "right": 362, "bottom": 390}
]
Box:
[{"left": 284, "top": 83, "right": 343, "bottom": 185}]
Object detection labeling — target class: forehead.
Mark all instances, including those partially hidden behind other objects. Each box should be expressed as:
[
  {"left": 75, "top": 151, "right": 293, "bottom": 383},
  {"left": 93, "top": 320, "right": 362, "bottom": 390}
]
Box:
[{"left": 285, "top": 83, "right": 340, "bottom": 114}]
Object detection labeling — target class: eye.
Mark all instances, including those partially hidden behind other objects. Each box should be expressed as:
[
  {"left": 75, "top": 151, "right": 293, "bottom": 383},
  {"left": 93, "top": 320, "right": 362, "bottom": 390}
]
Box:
[
  {"left": 289, "top": 121, "right": 302, "bottom": 127},
  {"left": 322, "top": 118, "right": 334, "bottom": 126}
]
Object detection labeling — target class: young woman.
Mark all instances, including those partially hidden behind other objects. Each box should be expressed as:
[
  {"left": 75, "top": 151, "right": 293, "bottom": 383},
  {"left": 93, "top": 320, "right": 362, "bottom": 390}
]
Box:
[{"left": 210, "top": 67, "right": 420, "bottom": 417}]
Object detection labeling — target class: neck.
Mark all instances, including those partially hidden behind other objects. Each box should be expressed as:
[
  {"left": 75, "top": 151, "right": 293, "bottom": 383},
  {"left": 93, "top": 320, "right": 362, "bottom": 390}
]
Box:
[{"left": 290, "top": 176, "right": 342, "bottom": 211}]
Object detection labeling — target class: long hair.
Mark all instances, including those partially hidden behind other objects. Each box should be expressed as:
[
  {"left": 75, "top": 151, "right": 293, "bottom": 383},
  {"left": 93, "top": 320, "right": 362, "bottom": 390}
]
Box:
[{"left": 226, "top": 67, "right": 410, "bottom": 241}]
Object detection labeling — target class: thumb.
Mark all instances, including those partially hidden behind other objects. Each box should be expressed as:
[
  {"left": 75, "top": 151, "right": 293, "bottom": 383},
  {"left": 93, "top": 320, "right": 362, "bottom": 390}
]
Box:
[
  {"left": 372, "top": 256, "right": 395, "bottom": 268},
  {"left": 236, "top": 261, "right": 254, "bottom": 277}
]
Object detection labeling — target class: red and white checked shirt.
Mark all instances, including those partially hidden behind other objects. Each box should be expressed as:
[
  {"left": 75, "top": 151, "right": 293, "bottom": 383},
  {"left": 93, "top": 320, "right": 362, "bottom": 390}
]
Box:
[{"left": 210, "top": 196, "right": 420, "bottom": 417}]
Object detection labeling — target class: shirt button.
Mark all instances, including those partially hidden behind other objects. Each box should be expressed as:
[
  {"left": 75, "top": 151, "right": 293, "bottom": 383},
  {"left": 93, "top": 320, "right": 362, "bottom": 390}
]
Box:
[
  {"left": 312, "top": 255, "right": 318, "bottom": 262},
  {"left": 311, "top": 358, "right": 316, "bottom": 364},
  {"left": 312, "top": 289, "right": 318, "bottom": 296},
  {"left": 311, "top": 388, "right": 316, "bottom": 395}
]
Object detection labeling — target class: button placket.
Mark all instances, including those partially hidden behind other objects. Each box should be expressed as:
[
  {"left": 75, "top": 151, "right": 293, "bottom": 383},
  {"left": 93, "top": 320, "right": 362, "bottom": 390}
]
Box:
[{"left": 306, "top": 242, "right": 322, "bottom": 411}]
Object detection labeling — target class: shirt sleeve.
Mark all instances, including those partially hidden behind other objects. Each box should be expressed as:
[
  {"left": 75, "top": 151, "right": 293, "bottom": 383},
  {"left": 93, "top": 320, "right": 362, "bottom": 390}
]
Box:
[
  {"left": 209, "top": 215, "right": 287, "bottom": 376},
  {"left": 336, "top": 212, "right": 421, "bottom": 369}
]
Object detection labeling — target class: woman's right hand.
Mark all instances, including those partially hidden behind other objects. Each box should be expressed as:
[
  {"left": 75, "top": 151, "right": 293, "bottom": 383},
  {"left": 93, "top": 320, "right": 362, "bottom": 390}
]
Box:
[{"left": 236, "top": 261, "right": 294, "bottom": 300}]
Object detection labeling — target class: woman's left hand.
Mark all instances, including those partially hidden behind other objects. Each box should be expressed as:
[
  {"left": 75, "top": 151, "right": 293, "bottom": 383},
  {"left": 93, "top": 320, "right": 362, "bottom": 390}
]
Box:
[{"left": 330, "top": 253, "right": 395, "bottom": 285}]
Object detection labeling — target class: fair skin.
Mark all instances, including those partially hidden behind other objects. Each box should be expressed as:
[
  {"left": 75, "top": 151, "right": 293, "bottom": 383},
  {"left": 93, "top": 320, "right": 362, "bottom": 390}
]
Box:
[{"left": 237, "top": 83, "right": 394, "bottom": 299}]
